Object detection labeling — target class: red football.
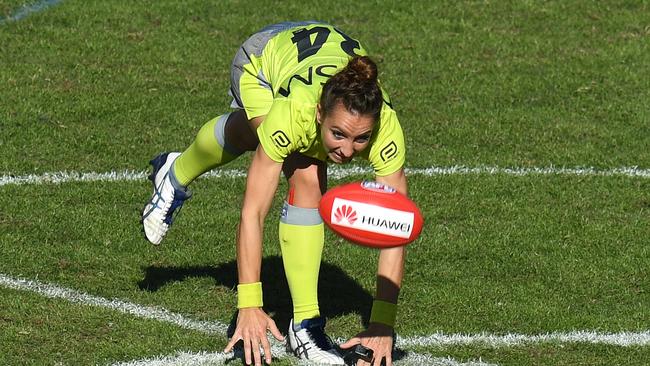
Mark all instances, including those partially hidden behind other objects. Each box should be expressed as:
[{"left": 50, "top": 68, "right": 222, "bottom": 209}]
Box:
[{"left": 319, "top": 181, "right": 424, "bottom": 248}]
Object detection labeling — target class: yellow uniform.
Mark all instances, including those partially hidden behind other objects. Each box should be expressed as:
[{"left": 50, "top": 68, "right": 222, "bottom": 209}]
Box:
[
  {"left": 164, "top": 22, "right": 406, "bottom": 338},
  {"left": 231, "top": 22, "right": 405, "bottom": 176}
]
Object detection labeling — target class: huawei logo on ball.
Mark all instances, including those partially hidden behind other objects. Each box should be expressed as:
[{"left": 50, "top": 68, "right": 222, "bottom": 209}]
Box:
[{"left": 334, "top": 205, "right": 358, "bottom": 225}]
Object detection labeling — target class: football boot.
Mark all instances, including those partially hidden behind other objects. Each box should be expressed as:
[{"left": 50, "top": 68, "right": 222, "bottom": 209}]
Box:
[
  {"left": 287, "top": 317, "right": 345, "bottom": 365},
  {"left": 141, "top": 152, "right": 191, "bottom": 245}
]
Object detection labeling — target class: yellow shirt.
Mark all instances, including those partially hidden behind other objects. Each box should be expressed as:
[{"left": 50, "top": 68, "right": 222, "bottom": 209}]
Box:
[{"left": 255, "top": 23, "right": 405, "bottom": 176}]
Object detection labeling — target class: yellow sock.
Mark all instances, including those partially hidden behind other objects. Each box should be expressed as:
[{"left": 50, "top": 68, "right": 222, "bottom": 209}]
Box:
[
  {"left": 173, "top": 113, "right": 242, "bottom": 186},
  {"left": 279, "top": 202, "right": 324, "bottom": 323}
]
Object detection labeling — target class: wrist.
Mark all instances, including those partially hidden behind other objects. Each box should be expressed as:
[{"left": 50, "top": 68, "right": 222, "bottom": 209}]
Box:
[
  {"left": 369, "top": 299, "right": 397, "bottom": 328},
  {"left": 237, "top": 282, "right": 263, "bottom": 308}
]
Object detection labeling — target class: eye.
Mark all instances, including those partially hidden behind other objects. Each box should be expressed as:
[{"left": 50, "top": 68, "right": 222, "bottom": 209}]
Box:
[
  {"left": 355, "top": 135, "right": 371, "bottom": 143},
  {"left": 332, "top": 130, "right": 345, "bottom": 139}
]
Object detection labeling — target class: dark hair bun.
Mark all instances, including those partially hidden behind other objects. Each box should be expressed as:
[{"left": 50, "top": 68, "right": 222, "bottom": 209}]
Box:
[
  {"left": 319, "top": 55, "right": 383, "bottom": 121},
  {"left": 346, "top": 56, "right": 378, "bottom": 83}
]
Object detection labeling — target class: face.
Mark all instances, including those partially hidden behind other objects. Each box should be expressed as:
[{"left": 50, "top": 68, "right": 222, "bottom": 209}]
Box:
[{"left": 317, "top": 102, "right": 375, "bottom": 164}]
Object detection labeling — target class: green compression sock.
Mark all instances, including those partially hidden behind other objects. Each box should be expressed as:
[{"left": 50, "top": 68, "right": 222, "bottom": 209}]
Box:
[
  {"left": 279, "top": 201, "right": 324, "bottom": 323},
  {"left": 172, "top": 113, "right": 242, "bottom": 186}
]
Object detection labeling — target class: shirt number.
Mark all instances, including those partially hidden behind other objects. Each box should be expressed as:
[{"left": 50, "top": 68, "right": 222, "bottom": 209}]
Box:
[{"left": 290, "top": 26, "right": 360, "bottom": 62}]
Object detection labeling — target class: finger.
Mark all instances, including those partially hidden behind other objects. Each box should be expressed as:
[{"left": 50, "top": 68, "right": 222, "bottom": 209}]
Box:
[
  {"left": 385, "top": 354, "right": 393, "bottom": 366},
  {"left": 252, "top": 337, "right": 262, "bottom": 366},
  {"left": 267, "top": 320, "right": 285, "bottom": 342},
  {"left": 368, "top": 346, "right": 385, "bottom": 366},
  {"left": 223, "top": 333, "right": 241, "bottom": 353},
  {"left": 372, "top": 355, "right": 381, "bottom": 366},
  {"left": 260, "top": 334, "right": 273, "bottom": 365},
  {"left": 243, "top": 334, "right": 252, "bottom": 366},
  {"left": 339, "top": 337, "right": 361, "bottom": 349}
]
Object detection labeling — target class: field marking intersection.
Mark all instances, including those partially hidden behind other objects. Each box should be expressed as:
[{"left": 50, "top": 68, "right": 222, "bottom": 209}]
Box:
[
  {"left": 1, "top": 273, "right": 649, "bottom": 366},
  {"left": 2, "top": 163, "right": 649, "bottom": 365}
]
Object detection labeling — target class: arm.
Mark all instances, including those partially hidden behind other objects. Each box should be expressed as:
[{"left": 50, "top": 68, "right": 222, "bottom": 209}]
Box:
[
  {"left": 341, "top": 168, "right": 408, "bottom": 366},
  {"left": 375, "top": 168, "right": 407, "bottom": 304},
  {"left": 225, "top": 145, "right": 285, "bottom": 366},
  {"left": 237, "top": 146, "right": 283, "bottom": 284}
]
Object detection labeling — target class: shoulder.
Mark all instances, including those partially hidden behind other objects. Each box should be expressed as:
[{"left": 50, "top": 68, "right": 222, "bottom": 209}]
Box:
[{"left": 256, "top": 99, "right": 318, "bottom": 161}]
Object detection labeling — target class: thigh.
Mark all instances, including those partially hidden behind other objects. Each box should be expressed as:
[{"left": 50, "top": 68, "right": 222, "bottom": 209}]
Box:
[
  {"left": 282, "top": 153, "right": 328, "bottom": 208},
  {"left": 224, "top": 111, "right": 265, "bottom": 152},
  {"left": 230, "top": 67, "right": 273, "bottom": 120}
]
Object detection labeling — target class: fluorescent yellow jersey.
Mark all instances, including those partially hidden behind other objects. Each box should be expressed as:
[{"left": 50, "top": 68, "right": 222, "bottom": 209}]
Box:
[{"left": 235, "top": 22, "right": 405, "bottom": 176}]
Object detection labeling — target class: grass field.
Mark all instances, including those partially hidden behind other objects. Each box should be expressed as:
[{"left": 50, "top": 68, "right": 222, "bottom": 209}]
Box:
[{"left": 1, "top": 1, "right": 649, "bottom": 365}]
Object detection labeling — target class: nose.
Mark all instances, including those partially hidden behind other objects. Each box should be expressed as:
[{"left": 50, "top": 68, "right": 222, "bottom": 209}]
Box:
[{"left": 339, "top": 141, "right": 354, "bottom": 158}]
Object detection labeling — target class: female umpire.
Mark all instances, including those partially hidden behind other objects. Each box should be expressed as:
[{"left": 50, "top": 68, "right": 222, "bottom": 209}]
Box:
[{"left": 141, "top": 21, "right": 408, "bottom": 366}]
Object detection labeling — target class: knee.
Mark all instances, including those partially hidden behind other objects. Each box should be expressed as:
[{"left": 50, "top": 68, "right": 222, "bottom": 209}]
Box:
[
  {"left": 194, "top": 116, "right": 223, "bottom": 154},
  {"left": 286, "top": 166, "right": 326, "bottom": 208},
  {"left": 225, "top": 111, "right": 261, "bottom": 152},
  {"left": 291, "top": 167, "right": 322, "bottom": 191}
]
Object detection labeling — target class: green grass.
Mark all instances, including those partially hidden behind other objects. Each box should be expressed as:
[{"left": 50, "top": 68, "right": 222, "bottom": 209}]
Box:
[
  {"left": 1, "top": 0, "right": 649, "bottom": 365},
  {"left": 0, "top": 287, "right": 218, "bottom": 366},
  {"left": 2, "top": 1, "right": 648, "bottom": 172},
  {"left": 2, "top": 175, "right": 649, "bottom": 364}
]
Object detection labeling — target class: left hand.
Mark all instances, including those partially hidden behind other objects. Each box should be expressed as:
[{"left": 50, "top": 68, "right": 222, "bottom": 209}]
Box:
[{"left": 340, "top": 323, "right": 394, "bottom": 366}]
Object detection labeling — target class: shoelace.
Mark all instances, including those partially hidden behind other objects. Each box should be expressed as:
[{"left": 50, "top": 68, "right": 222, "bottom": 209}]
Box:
[{"left": 163, "top": 184, "right": 190, "bottom": 225}]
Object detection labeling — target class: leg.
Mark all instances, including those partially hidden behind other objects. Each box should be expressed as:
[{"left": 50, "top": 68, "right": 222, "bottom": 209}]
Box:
[
  {"left": 142, "top": 20, "right": 274, "bottom": 245},
  {"left": 142, "top": 111, "right": 265, "bottom": 245},
  {"left": 172, "top": 110, "right": 264, "bottom": 186},
  {"left": 280, "top": 154, "right": 344, "bottom": 364},
  {"left": 280, "top": 153, "right": 327, "bottom": 321}
]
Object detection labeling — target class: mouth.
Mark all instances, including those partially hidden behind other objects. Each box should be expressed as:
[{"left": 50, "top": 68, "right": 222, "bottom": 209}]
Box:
[{"left": 329, "top": 152, "right": 351, "bottom": 164}]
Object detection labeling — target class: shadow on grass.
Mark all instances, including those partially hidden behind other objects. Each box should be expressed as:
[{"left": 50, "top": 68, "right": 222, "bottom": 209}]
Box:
[
  {"left": 137, "top": 255, "right": 373, "bottom": 330},
  {"left": 138, "top": 256, "right": 411, "bottom": 364}
]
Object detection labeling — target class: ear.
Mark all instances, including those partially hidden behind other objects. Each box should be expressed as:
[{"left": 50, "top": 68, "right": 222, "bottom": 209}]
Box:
[{"left": 316, "top": 104, "right": 322, "bottom": 125}]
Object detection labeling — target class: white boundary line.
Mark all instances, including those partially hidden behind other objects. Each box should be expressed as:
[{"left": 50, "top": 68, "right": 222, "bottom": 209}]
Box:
[
  {"left": 2, "top": 164, "right": 648, "bottom": 363},
  {"left": 110, "top": 350, "right": 498, "bottom": 366},
  {"left": 2, "top": 273, "right": 649, "bottom": 351},
  {"left": 1, "top": 165, "right": 649, "bottom": 187},
  {"left": 0, "top": 273, "right": 228, "bottom": 335},
  {"left": 396, "top": 331, "right": 650, "bottom": 348},
  {"left": 0, "top": 0, "right": 63, "bottom": 24},
  {"left": 0, "top": 273, "right": 498, "bottom": 366}
]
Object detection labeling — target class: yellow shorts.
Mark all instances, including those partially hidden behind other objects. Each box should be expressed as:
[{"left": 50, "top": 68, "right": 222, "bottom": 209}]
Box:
[{"left": 228, "top": 21, "right": 319, "bottom": 119}]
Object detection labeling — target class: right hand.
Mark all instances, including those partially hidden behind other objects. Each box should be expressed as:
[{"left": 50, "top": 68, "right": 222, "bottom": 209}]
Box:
[{"left": 224, "top": 307, "right": 285, "bottom": 365}]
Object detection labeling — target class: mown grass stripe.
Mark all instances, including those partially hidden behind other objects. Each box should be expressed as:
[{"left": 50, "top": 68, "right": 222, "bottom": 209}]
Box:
[{"left": 1, "top": 165, "right": 649, "bottom": 187}]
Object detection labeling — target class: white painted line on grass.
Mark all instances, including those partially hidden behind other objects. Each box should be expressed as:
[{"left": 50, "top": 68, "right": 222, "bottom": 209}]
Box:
[
  {"left": 2, "top": 165, "right": 649, "bottom": 187},
  {"left": 1, "top": 272, "right": 649, "bottom": 351},
  {"left": 110, "top": 351, "right": 231, "bottom": 366},
  {"left": 0, "top": 0, "right": 63, "bottom": 24},
  {"left": 0, "top": 273, "right": 228, "bottom": 335},
  {"left": 1, "top": 273, "right": 495, "bottom": 366},
  {"left": 110, "top": 350, "right": 498, "bottom": 366},
  {"left": 406, "top": 166, "right": 650, "bottom": 178},
  {"left": 0, "top": 170, "right": 148, "bottom": 186},
  {"left": 396, "top": 330, "right": 650, "bottom": 348}
]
